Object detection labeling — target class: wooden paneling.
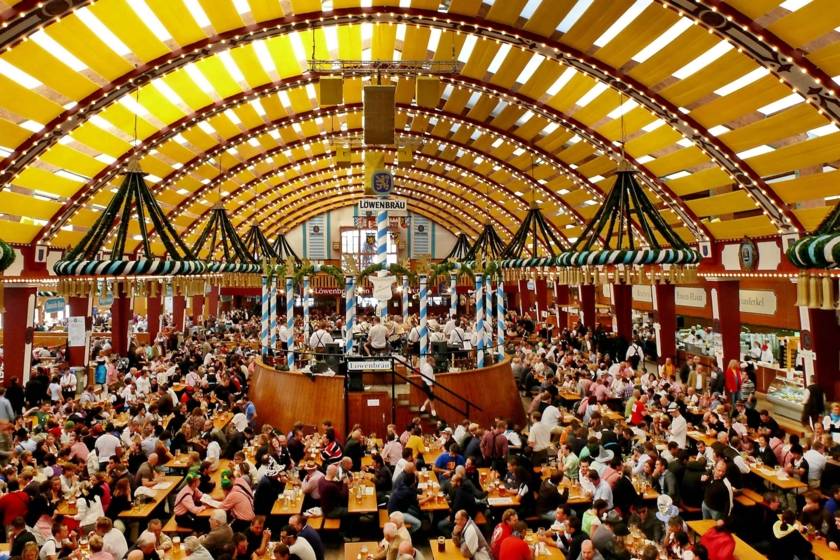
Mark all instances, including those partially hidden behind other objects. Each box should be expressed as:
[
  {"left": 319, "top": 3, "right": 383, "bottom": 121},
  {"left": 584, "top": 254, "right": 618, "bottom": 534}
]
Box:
[
  {"left": 347, "top": 391, "right": 391, "bottom": 439},
  {"left": 250, "top": 361, "right": 346, "bottom": 437},
  {"left": 0, "top": 331, "right": 149, "bottom": 348},
  {"left": 408, "top": 358, "right": 526, "bottom": 430}
]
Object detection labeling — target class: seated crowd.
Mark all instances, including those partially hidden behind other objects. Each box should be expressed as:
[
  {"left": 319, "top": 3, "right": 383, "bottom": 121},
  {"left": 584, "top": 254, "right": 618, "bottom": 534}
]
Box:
[{"left": 1, "top": 306, "right": 838, "bottom": 560}]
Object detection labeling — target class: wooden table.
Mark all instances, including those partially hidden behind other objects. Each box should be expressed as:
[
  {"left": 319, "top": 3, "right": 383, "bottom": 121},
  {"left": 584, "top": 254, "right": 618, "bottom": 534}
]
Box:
[
  {"left": 56, "top": 500, "right": 77, "bottom": 516},
  {"left": 344, "top": 541, "right": 381, "bottom": 560},
  {"left": 120, "top": 475, "right": 182, "bottom": 519},
  {"left": 749, "top": 464, "right": 808, "bottom": 491},
  {"left": 687, "top": 520, "right": 766, "bottom": 560},
  {"left": 165, "top": 543, "right": 273, "bottom": 559},
  {"left": 213, "top": 411, "right": 234, "bottom": 431},
  {"left": 210, "top": 459, "right": 233, "bottom": 500},
  {"left": 347, "top": 480, "right": 378, "bottom": 514},
  {"left": 418, "top": 470, "right": 449, "bottom": 512},
  {"left": 429, "top": 538, "right": 565, "bottom": 560},
  {"left": 164, "top": 453, "right": 193, "bottom": 470},
  {"left": 271, "top": 488, "right": 305, "bottom": 516},
  {"left": 810, "top": 535, "right": 838, "bottom": 560},
  {"left": 687, "top": 431, "right": 717, "bottom": 446}
]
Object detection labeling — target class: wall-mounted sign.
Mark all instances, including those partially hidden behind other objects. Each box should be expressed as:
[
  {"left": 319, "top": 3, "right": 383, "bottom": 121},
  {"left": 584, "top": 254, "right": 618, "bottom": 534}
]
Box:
[
  {"left": 44, "top": 297, "right": 65, "bottom": 314},
  {"left": 739, "top": 236, "right": 758, "bottom": 271},
  {"left": 371, "top": 170, "right": 393, "bottom": 196},
  {"left": 739, "top": 289, "right": 777, "bottom": 315},
  {"left": 347, "top": 359, "right": 392, "bottom": 372},
  {"left": 358, "top": 198, "right": 407, "bottom": 215}
]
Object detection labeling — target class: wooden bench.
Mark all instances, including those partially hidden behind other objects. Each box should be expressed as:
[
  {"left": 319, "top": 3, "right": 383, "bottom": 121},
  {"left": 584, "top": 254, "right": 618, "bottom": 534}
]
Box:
[
  {"left": 741, "top": 488, "right": 764, "bottom": 503},
  {"left": 475, "top": 512, "right": 487, "bottom": 525},
  {"left": 379, "top": 509, "right": 389, "bottom": 528},
  {"left": 321, "top": 517, "right": 341, "bottom": 530},
  {"left": 734, "top": 494, "right": 756, "bottom": 507},
  {"left": 162, "top": 515, "right": 193, "bottom": 535}
]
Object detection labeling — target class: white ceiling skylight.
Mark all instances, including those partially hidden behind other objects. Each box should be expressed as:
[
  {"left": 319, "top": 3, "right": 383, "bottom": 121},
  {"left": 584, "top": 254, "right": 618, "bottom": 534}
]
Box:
[
  {"left": 31, "top": 30, "right": 87, "bottom": 71},
  {"left": 708, "top": 125, "right": 730, "bottom": 136},
  {"left": 219, "top": 51, "right": 246, "bottom": 83},
  {"left": 593, "top": 0, "right": 652, "bottom": 47},
  {"left": 607, "top": 99, "right": 638, "bottom": 119},
  {"left": 77, "top": 8, "right": 131, "bottom": 56},
  {"left": 714, "top": 68, "right": 769, "bottom": 97},
  {"left": 0, "top": 59, "right": 42, "bottom": 89},
  {"left": 253, "top": 40, "right": 276, "bottom": 73},
  {"left": 153, "top": 79, "right": 185, "bottom": 106},
  {"left": 575, "top": 82, "right": 608, "bottom": 107},
  {"left": 428, "top": 28, "right": 442, "bottom": 53},
  {"left": 515, "top": 110, "right": 534, "bottom": 126},
  {"left": 757, "top": 93, "right": 804, "bottom": 115},
  {"left": 516, "top": 54, "right": 545, "bottom": 84},
  {"left": 673, "top": 42, "right": 733, "bottom": 79},
  {"left": 806, "top": 124, "right": 840, "bottom": 138},
  {"left": 736, "top": 145, "right": 775, "bottom": 159},
  {"left": 490, "top": 101, "right": 507, "bottom": 117},
  {"left": 458, "top": 35, "right": 478, "bottom": 64},
  {"left": 780, "top": 0, "right": 812, "bottom": 11},
  {"left": 185, "top": 63, "right": 213, "bottom": 92},
  {"left": 642, "top": 118, "right": 665, "bottom": 132},
  {"left": 520, "top": 0, "right": 542, "bottom": 19},
  {"left": 546, "top": 68, "right": 577, "bottom": 97},
  {"left": 184, "top": 0, "right": 212, "bottom": 29},
  {"left": 557, "top": 0, "right": 594, "bottom": 33},
  {"left": 632, "top": 17, "right": 692, "bottom": 63},
  {"left": 127, "top": 0, "right": 172, "bottom": 42}
]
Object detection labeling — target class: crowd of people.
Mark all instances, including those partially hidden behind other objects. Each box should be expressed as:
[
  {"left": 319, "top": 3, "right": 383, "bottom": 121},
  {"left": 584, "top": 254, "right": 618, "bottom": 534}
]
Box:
[{"left": 0, "top": 303, "right": 837, "bottom": 560}]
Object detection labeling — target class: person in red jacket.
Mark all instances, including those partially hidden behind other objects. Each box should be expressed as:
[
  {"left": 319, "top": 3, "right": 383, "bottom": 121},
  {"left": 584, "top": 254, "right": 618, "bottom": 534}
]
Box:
[
  {"left": 724, "top": 360, "right": 742, "bottom": 411},
  {"left": 699, "top": 517, "right": 736, "bottom": 560},
  {"left": 499, "top": 522, "right": 533, "bottom": 560},
  {"left": 0, "top": 478, "right": 30, "bottom": 527},
  {"left": 490, "top": 509, "right": 519, "bottom": 559}
]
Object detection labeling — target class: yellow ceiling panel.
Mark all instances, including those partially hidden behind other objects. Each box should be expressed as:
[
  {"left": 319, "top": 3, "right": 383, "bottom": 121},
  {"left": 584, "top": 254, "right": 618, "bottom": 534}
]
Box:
[
  {"left": 47, "top": 15, "right": 133, "bottom": 80},
  {"left": 2, "top": 43, "right": 98, "bottom": 102},
  {"left": 690, "top": 77, "right": 790, "bottom": 128},
  {"left": 1, "top": 222, "right": 44, "bottom": 244},
  {"left": 411, "top": 0, "right": 443, "bottom": 10},
  {"left": 136, "top": 85, "right": 186, "bottom": 125},
  {"left": 596, "top": 107, "right": 657, "bottom": 143},
  {"left": 98, "top": 104, "right": 155, "bottom": 141},
  {"left": 575, "top": 157, "right": 615, "bottom": 179},
  {"left": 571, "top": 90, "right": 622, "bottom": 128},
  {"left": 249, "top": 0, "right": 285, "bottom": 22},
  {"left": 206, "top": 113, "right": 240, "bottom": 140},
  {"left": 0, "top": 192, "right": 61, "bottom": 221},
  {"left": 646, "top": 147, "right": 710, "bottom": 176},
  {"left": 461, "top": 39, "right": 499, "bottom": 79},
  {"left": 290, "top": 0, "right": 323, "bottom": 13},
  {"left": 706, "top": 215, "right": 776, "bottom": 239},
  {"left": 561, "top": 0, "right": 633, "bottom": 52},
  {"left": 0, "top": 118, "right": 31, "bottom": 150},
  {"left": 684, "top": 190, "right": 756, "bottom": 218},
  {"left": 518, "top": 63, "right": 563, "bottom": 100},
  {"left": 667, "top": 167, "right": 731, "bottom": 197},
  {"left": 767, "top": 0, "right": 840, "bottom": 48},
  {"left": 720, "top": 105, "right": 827, "bottom": 153},
  {"left": 162, "top": 71, "right": 213, "bottom": 111},
  {"left": 145, "top": 0, "right": 206, "bottom": 46},
  {"left": 198, "top": 0, "right": 244, "bottom": 34},
  {"left": 402, "top": 26, "right": 431, "bottom": 60},
  {"left": 724, "top": 0, "right": 780, "bottom": 19},
  {"left": 794, "top": 206, "right": 835, "bottom": 232},
  {"left": 62, "top": 123, "right": 126, "bottom": 158},
  {"left": 90, "top": 0, "right": 170, "bottom": 62},
  {"left": 524, "top": 0, "right": 575, "bottom": 36},
  {"left": 372, "top": 23, "right": 396, "bottom": 61},
  {"left": 449, "top": 0, "right": 484, "bottom": 16},
  {"left": 807, "top": 42, "right": 840, "bottom": 75},
  {"left": 773, "top": 170, "right": 840, "bottom": 204},
  {"left": 547, "top": 73, "right": 597, "bottom": 113},
  {"left": 268, "top": 36, "right": 304, "bottom": 78},
  {"left": 12, "top": 167, "right": 83, "bottom": 198},
  {"left": 180, "top": 128, "right": 216, "bottom": 152},
  {"left": 488, "top": 47, "right": 532, "bottom": 89},
  {"left": 593, "top": 4, "right": 676, "bottom": 69},
  {"left": 197, "top": 57, "right": 241, "bottom": 99},
  {"left": 486, "top": 0, "right": 528, "bottom": 24},
  {"left": 627, "top": 27, "right": 716, "bottom": 88},
  {"left": 39, "top": 145, "right": 103, "bottom": 178},
  {"left": 233, "top": 46, "right": 272, "bottom": 91},
  {"left": 657, "top": 52, "right": 757, "bottom": 108},
  {"left": 557, "top": 141, "right": 595, "bottom": 165},
  {"left": 0, "top": 76, "right": 62, "bottom": 123},
  {"left": 749, "top": 134, "right": 840, "bottom": 177},
  {"left": 562, "top": 189, "right": 591, "bottom": 208}
]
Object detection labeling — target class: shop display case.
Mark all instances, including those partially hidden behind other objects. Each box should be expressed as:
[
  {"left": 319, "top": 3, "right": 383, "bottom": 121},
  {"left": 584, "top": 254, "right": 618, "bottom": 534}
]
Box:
[{"left": 766, "top": 376, "right": 806, "bottom": 421}]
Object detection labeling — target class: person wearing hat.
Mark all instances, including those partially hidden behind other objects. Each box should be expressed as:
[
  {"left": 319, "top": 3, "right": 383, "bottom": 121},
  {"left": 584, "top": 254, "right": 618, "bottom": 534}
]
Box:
[
  {"left": 173, "top": 473, "right": 209, "bottom": 531},
  {"left": 667, "top": 402, "right": 687, "bottom": 449},
  {"left": 254, "top": 457, "right": 288, "bottom": 516},
  {"left": 590, "top": 510, "right": 622, "bottom": 558},
  {"left": 300, "top": 460, "right": 323, "bottom": 509}
]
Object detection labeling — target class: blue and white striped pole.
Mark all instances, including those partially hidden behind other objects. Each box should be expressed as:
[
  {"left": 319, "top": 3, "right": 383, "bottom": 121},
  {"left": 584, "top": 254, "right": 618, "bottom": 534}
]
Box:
[
  {"left": 260, "top": 276, "right": 269, "bottom": 356},
  {"left": 485, "top": 274, "right": 493, "bottom": 354},
  {"left": 344, "top": 276, "right": 355, "bottom": 355},
  {"left": 285, "top": 276, "right": 295, "bottom": 369},
  {"left": 497, "top": 280, "right": 505, "bottom": 360},
  {"left": 449, "top": 274, "right": 457, "bottom": 320},
  {"left": 401, "top": 276, "right": 409, "bottom": 322},
  {"left": 475, "top": 275, "right": 484, "bottom": 368},
  {"left": 303, "top": 275, "right": 310, "bottom": 343},
  {"left": 376, "top": 210, "right": 388, "bottom": 320},
  {"left": 269, "top": 276, "right": 278, "bottom": 350},
  {"left": 419, "top": 274, "right": 428, "bottom": 358}
]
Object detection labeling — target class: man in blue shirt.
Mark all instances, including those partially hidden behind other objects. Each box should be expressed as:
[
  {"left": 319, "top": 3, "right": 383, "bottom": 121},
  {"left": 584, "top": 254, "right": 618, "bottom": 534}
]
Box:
[
  {"left": 433, "top": 443, "right": 465, "bottom": 481},
  {"left": 0, "top": 387, "right": 16, "bottom": 423}
]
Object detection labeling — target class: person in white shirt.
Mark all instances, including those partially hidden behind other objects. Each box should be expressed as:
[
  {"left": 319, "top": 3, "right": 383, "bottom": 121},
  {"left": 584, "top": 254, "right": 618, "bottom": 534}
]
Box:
[
  {"left": 134, "top": 372, "right": 151, "bottom": 397},
  {"left": 668, "top": 403, "right": 687, "bottom": 449},
  {"left": 452, "top": 510, "right": 492, "bottom": 560},
  {"left": 309, "top": 321, "right": 334, "bottom": 350},
  {"left": 278, "top": 323, "right": 289, "bottom": 347},
  {"left": 95, "top": 429, "right": 122, "bottom": 467},
  {"left": 803, "top": 440, "right": 827, "bottom": 488},
  {"left": 366, "top": 316, "right": 389, "bottom": 355},
  {"left": 443, "top": 315, "right": 457, "bottom": 336},
  {"left": 96, "top": 517, "right": 128, "bottom": 560},
  {"left": 282, "top": 525, "right": 317, "bottom": 560},
  {"left": 60, "top": 370, "right": 77, "bottom": 401},
  {"left": 448, "top": 321, "right": 467, "bottom": 347},
  {"left": 419, "top": 356, "right": 437, "bottom": 417}
]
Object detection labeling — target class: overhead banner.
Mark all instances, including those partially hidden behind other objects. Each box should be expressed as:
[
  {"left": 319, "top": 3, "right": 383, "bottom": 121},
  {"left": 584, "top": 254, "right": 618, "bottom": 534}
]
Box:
[
  {"left": 358, "top": 198, "right": 407, "bottom": 216},
  {"left": 44, "top": 297, "right": 65, "bottom": 314}
]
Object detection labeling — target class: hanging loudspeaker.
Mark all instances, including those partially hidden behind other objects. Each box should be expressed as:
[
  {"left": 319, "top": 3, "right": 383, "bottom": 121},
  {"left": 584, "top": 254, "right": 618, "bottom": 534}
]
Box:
[
  {"left": 821, "top": 275, "right": 834, "bottom": 310},
  {"left": 795, "top": 272, "right": 807, "bottom": 306},
  {"left": 363, "top": 85, "right": 396, "bottom": 145},
  {"left": 808, "top": 274, "right": 819, "bottom": 308},
  {"left": 319, "top": 77, "right": 343, "bottom": 106},
  {"left": 335, "top": 145, "right": 352, "bottom": 167},
  {"left": 416, "top": 77, "right": 440, "bottom": 108}
]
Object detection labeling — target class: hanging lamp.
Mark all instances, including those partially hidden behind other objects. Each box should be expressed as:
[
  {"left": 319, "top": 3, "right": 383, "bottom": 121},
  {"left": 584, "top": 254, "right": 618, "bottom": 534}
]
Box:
[{"left": 444, "top": 232, "right": 472, "bottom": 261}]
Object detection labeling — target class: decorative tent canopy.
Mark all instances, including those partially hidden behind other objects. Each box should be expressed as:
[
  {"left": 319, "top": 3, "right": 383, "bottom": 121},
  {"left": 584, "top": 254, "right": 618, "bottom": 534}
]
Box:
[
  {"left": 788, "top": 203, "right": 840, "bottom": 269},
  {"left": 556, "top": 170, "right": 699, "bottom": 268},
  {"left": 501, "top": 204, "right": 567, "bottom": 260},
  {"left": 53, "top": 158, "right": 205, "bottom": 276},
  {"left": 0, "top": 240, "right": 14, "bottom": 273},
  {"left": 466, "top": 224, "right": 506, "bottom": 262},
  {"left": 272, "top": 234, "right": 301, "bottom": 266},
  {"left": 191, "top": 204, "right": 259, "bottom": 273},
  {"left": 243, "top": 224, "right": 276, "bottom": 262},
  {"left": 445, "top": 233, "right": 472, "bottom": 261}
]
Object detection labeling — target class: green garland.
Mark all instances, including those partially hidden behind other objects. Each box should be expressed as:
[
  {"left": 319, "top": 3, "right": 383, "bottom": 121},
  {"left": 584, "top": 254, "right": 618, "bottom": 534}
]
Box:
[
  {"left": 318, "top": 264, "right": 345, "bottom": 286},
  {"left": 388, "top": 263, "right": 416, "bottom": 284},
  {"left": 0, "top": 239, "right": 15, "bottom": 272},
  {"left": 359, "top": 262, "right": 385, "bottom": 283}
]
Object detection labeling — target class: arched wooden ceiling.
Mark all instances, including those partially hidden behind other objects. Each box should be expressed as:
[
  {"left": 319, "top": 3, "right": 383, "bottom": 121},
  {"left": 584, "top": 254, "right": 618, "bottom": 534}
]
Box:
[{"left": 0, "top": 0, "right": 838, "bottom": 254}]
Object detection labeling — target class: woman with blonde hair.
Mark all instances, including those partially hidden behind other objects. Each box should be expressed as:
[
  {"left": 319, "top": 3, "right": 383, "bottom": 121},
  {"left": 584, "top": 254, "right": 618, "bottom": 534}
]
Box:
[{"left": 724, "top": 359, "right": 742, "bottom": 411}]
